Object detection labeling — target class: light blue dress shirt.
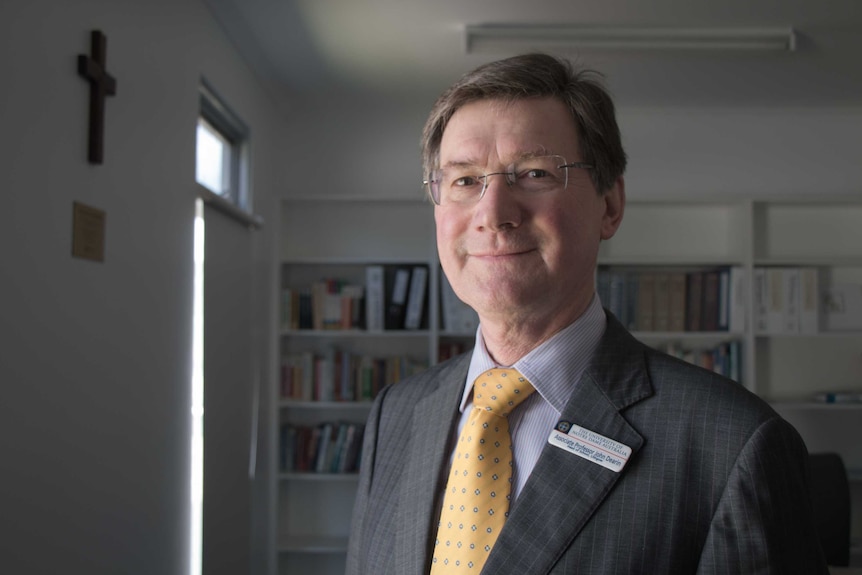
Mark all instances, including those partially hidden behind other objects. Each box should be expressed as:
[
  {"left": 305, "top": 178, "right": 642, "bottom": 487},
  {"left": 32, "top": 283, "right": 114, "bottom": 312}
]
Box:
[{"left": 457, "top": 294, "right": 607, "bottom": 502}]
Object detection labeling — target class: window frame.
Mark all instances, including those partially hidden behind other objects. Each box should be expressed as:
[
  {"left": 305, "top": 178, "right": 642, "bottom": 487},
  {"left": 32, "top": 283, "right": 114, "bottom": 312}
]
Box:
[{"left": 196, "top": 80, "right": 261, "bottom": 228}]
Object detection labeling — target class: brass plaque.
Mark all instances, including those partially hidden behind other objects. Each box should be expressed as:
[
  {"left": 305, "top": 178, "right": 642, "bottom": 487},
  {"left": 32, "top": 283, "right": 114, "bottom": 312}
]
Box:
[{"left": 72, "top": 201, "right": 106, "bottom": 262}]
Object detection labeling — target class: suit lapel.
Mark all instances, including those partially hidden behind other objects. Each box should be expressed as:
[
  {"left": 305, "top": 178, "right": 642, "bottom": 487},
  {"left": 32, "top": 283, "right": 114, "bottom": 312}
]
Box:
[
  {"left": 393, "top": 355, "right": 469, "bottom": 574},
  {"left": 483, "top": 316, "right": 652, "bottom": 575}
]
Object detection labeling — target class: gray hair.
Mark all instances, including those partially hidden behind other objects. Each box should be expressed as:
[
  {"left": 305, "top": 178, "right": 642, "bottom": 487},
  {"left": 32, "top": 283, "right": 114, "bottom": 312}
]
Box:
[{"left": 421, "top": 53, "right": 627, "bottom": 194}]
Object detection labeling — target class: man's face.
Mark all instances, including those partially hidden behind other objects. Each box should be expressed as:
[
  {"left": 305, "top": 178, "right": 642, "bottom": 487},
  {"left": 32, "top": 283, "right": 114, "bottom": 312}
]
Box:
[{"left": 434, "top": 97, "right": 624, "bottom": 328}]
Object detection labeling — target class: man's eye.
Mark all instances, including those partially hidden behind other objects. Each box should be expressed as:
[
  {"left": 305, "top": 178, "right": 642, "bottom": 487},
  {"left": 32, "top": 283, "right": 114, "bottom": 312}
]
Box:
[
  {"left": 522, "top": 168, "right": 550, "bottom": 179},
  {"left": 453, "top": 175, "right": 481, "bottom": 187}
]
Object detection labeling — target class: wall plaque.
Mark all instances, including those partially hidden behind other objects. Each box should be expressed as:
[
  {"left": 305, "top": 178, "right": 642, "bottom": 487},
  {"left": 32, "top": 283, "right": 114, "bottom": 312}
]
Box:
[{"left": 72, "top": 201, "right": 106, "bottom": 262}]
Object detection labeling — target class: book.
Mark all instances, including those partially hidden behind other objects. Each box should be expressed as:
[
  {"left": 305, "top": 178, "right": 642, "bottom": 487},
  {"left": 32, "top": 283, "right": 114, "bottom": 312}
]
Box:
[
  {"left": 284, "top": 425, "right": 298, "bottom": 471},
  {"left": 636, "top": 273, "right": 656, "bottom": 331},
  {"left": 608, "top": 271, "right": 627, "bottom": 326},
  {"left": 752, "top": 266, "right": 812, "bottom": 334},
  {"left": 339, "top": 284, "right": 365, "bottom": 329},
  {"left": 728, "top": 340, "right": 742, "bottom": 384},
  {"left": 330, "top": 423, "right": 349, "bottom": 473},
  {"left": 311, "top": 279, "right": 346, "bottom": 330},
  {"left": 314, "top": 348, "right": 336, "bottom": 402},
  {"left": 667, "top": 272, "right": 687, "bottom": 332},
  {"left": 652, "top": 273, "right": 670, "bottom": 332},
  {"left": 685, "top": 271, "right": 704, "bottom": 332},
  {"left": 753, "top": 267, "right": 768, "bottom": 334},
  {"left": 782, "top": 267, "right": 800, "bottom": 334},
  {"left": 298, "top": 289, "right": 313, "bottom": 329},
  {"left": 404, "top": 265, "right": 429, "bottom": 330},
  {"left": 799, "top": 267, "right": 819, "bottom": 334},
  {"left": 384, "top": 266, "right": 411, "bottom": 330},
  {"left": 701, "top": 270, "right": 720, "bottom": 331},
  {"left": 728, "top": 266, "right": 746, "bottom": 334},
  {"left": 314, "top": 423, "right": 334, "bottom": 473},
  {"left": 625, "top": 273, "right": 639, "bottom": 331},
  {"left": 341, "top": 424, "right": 364, "bottom": 473},
  {"left": 282, "top": 289, "right": 302, "bottom": 330},
  {"left": 717, "top": 267, "right": 730, "bottom": 331},
  {"left": 365, "top": 265, "right": 385, "bottom": 332},
  {"left": 765, "top": 268, "right": 788, "bottom": 334}
]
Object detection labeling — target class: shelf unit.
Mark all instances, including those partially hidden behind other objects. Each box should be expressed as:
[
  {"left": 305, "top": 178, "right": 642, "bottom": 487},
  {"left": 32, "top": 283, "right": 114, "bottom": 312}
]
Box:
[
  {"left": 274, "top": 195, "right": 862, "bottom": 573},
  {"left": 274, "top": 196, "right": 477, "bottom": 574}
]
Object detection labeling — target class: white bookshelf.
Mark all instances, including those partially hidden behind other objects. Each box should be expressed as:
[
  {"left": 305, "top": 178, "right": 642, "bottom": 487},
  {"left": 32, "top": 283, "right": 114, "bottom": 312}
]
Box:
[
  {"left": 275, "top": 196, "right": 464, "bottom": 574},
  {"left": 274, "top": 195, "right": 862, "bottom": 573}
]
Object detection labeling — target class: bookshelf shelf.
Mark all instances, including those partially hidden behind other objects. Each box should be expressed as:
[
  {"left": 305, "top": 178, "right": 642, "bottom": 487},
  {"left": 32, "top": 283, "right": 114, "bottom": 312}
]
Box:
[
  {"left": 275, "top": 197, "right": 446, "bottom": 573},
  {"left": 273, "top": 195, "right": 862, "bottom": 574}
]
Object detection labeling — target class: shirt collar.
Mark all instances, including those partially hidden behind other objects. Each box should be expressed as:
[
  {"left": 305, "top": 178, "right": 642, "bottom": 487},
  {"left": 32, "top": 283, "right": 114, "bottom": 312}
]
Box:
[{"left": 461, "top": 295, "right": 607, "bottom": 413}]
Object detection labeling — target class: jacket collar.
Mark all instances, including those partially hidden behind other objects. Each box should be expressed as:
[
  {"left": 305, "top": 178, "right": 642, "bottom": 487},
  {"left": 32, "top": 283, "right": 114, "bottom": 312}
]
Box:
[{"left": 482, "top": 313, "right": 653, "bottom": 574}]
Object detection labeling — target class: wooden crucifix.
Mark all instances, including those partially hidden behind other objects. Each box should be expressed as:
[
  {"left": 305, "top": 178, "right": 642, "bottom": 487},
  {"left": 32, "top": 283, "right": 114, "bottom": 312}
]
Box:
[{"left": 77, "top": 30, "right": 117, "bottom": 164}]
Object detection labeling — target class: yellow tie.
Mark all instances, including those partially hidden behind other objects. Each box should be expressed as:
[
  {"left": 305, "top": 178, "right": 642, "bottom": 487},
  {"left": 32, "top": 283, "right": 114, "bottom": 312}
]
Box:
[{"left": 431, "top": 369, "right": 536, "bottom": 573}]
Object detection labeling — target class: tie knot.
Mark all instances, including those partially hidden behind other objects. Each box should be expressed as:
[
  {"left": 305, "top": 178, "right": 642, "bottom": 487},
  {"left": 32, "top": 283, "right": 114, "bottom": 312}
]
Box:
[{"left": 472, "top": 368, "right": 535, "bottom": 417}]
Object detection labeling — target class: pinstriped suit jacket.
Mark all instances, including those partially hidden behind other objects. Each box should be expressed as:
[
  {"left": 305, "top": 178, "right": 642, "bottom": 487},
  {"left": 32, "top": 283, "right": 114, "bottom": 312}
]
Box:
[{"left": 346, "top": 313, "right": 828, "bottom": 574}]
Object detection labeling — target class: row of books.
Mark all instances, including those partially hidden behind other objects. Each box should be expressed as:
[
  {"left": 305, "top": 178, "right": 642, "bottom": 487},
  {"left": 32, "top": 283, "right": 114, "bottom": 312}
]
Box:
[
  {"left": 753, "top": 266, "right": 862, "bottom": 334},
  {"left": 280, "top": 422, "right": 364, "bottom": 474},
  {"left": 281, "top": 279, "right": 365, "bottom": 331},
  {"left": 281, "top": 265, "right": 430, "bottom": 332},
  {"left": 657, "top": 340, "right": 743, "bottom": 384},
  {"left": 753, "top": 267, "right": 819, "bottom": 335},
  {"left": 280, "top": 349, "right": 427, "bottom": 402},
  {"left": 597, "top": 267, "right": 745, "bottom": 333}
]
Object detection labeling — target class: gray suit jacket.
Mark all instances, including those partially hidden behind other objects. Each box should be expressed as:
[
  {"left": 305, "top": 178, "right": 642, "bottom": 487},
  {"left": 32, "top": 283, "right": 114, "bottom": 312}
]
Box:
[{"left": 346, "top": 314, "right": 828, "bottom": 574}]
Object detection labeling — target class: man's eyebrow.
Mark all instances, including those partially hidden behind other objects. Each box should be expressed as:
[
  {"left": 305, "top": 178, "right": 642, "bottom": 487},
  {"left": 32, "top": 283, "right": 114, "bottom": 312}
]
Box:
[
  {"left": 440, "top": 159, "right": 481, "bottom": 170},
  {"left": 520, "top": 147, "right": 554, "bottom": 159},
  {"left": 441, "top": 148, "right": 555, "bottom": 169}
]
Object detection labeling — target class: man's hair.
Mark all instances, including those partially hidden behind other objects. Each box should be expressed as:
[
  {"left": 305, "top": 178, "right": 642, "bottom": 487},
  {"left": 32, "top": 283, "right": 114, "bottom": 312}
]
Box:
[{"left": 421, "top": 53, "right": 627, "bottom": 194}]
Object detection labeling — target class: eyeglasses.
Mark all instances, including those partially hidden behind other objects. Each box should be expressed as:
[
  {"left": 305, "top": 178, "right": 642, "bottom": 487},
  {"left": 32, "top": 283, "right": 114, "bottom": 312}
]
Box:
[{"left": 424, "top": 155, "right": 593, "bottom": 206}]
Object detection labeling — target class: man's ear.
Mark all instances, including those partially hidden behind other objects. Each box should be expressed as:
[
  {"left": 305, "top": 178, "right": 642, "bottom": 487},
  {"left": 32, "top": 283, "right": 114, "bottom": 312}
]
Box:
[{"left": 600, "top": 176, "right": 625, "bottom": 240}]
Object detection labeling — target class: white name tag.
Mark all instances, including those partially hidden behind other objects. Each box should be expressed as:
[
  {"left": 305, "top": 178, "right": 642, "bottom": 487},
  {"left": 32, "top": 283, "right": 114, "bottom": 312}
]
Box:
[{"left": 547, "top": 421, "right": 631, "bottom": 473}]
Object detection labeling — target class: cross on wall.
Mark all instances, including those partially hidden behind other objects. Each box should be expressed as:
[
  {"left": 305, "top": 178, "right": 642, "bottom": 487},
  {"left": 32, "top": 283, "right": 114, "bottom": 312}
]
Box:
[{"left": 77, "top": 30, "right": 116, "bottom": 164}]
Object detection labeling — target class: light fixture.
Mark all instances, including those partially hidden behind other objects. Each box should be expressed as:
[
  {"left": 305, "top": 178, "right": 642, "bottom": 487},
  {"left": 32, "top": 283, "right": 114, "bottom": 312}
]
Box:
[{"left": 464, "top": 25, "right": 797, "bottom": 54}]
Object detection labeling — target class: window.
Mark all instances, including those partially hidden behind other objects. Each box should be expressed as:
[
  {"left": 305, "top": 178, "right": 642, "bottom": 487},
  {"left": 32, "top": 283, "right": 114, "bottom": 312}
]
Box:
[
  {"left": 196, "top": 118, "right": 230, "bottom": 195},
  {"left": 195, "top": 81, "right": 249, "bottom": 211}
]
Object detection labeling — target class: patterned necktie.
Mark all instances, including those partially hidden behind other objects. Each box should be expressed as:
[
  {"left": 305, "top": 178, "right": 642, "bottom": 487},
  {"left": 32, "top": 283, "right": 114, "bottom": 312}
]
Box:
[{"left": 431, "top": 368, "right": 536, "bottom": 574}]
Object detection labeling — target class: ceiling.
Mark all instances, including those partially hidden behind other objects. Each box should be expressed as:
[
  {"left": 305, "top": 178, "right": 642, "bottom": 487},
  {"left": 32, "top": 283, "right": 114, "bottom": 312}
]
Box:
[{"left": 204, "top": 0, "right": 862, "bottom": 108}]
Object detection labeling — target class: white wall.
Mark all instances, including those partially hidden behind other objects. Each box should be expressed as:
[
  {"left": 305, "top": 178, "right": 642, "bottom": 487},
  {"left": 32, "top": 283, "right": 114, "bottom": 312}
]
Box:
[
  {"left": 280, "top": 89, "right": 862, "bottom": 201},
  {"left": 620, "top": 106, "right": 862, "bottom": 198},
  {"left": 0, "top": 1, "right": 282, "bottom": 573}
]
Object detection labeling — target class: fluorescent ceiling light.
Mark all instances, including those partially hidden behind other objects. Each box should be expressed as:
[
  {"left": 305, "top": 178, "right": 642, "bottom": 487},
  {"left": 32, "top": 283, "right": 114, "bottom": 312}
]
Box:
[{"left": 464, "top": 25, "right": 797, "bottom": 53}]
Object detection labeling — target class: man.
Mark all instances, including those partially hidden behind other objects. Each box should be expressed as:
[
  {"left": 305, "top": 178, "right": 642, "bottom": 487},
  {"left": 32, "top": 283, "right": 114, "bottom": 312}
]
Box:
[{"left": 346, "top": 53, "right": 827, "bottom": 574}]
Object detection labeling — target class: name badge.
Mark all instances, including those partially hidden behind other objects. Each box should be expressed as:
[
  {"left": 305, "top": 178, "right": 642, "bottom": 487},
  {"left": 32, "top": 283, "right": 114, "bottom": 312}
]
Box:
[{"left": 547, "top": 421, "right": 631, "bottom": 473}]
